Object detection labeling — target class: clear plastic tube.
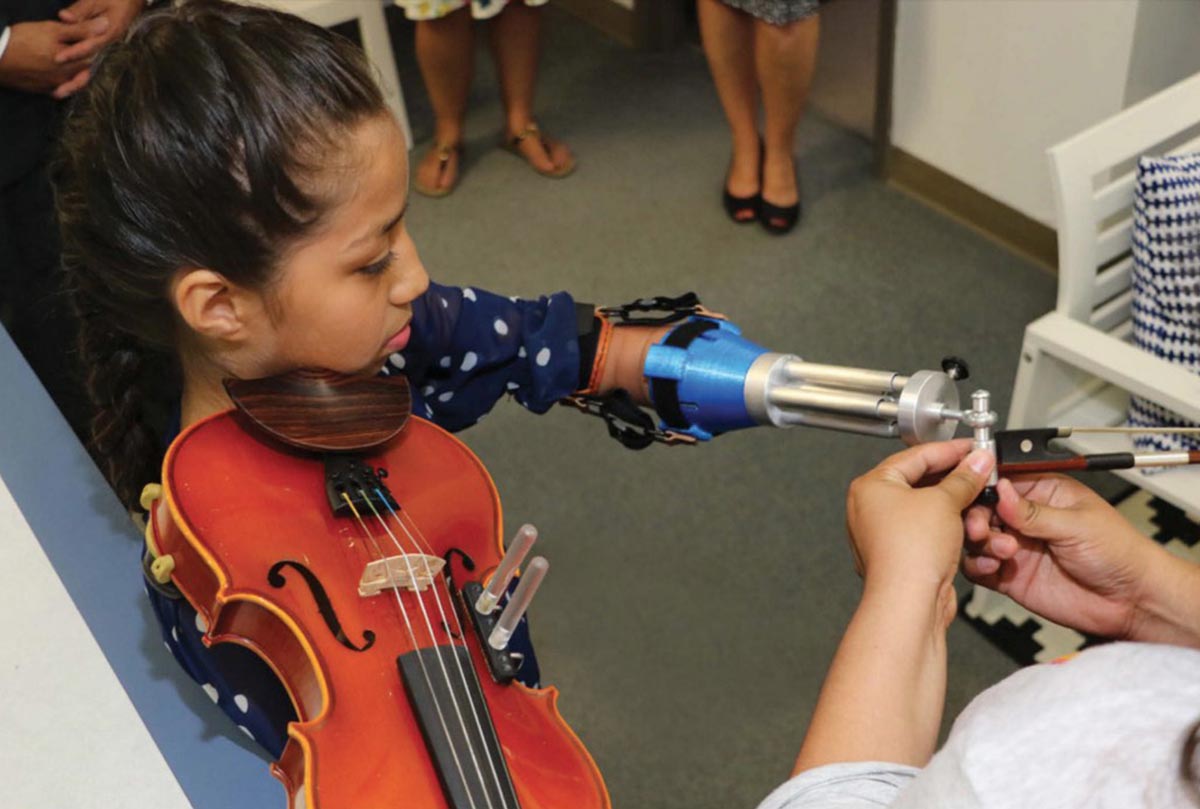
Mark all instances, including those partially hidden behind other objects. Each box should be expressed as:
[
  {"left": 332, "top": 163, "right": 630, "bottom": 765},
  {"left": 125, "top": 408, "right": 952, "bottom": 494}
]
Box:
[
  {"left": 488, "top": 557, "right": 549, "bottom": 651},
  {"left": 474, "top": 524, "right": 537, "bottom": 615}
]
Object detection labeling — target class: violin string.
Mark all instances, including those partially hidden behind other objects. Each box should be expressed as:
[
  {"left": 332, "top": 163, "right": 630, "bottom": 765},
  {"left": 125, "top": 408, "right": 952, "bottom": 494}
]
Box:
[
  {"left": 341, "top": 492, "right": 480, "bottom": 809},
  {"left": 367, "top": 490, "right": 509, "bottom": 809},
  {"left": 358, "top": 489, "right": 498, "bottom": 809},
  {"left": 387, "top": 500, "right": 471, "bottom": 646},
  {"left": 373, "top": 489, "right": 513, "bottom": 809}
]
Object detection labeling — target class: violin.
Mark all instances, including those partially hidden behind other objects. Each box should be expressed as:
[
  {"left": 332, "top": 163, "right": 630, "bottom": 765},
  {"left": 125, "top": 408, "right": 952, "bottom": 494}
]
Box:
[{"left": 146, "top": 369, "right": 609, "bottom": 809}]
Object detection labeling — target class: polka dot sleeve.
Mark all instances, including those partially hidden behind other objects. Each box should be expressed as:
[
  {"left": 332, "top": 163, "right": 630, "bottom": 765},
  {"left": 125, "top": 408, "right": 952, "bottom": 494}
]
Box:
[{"left": 381, "top": 282, "right": 582, "bottom": 431}]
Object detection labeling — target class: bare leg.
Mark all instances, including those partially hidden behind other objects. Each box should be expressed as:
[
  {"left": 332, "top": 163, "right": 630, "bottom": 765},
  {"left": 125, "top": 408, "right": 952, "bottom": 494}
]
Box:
[
  {"left": 698, "top": 0, "right": 759, "bottom": 210},
  {"left": 489, "top": 2, "right": 572, "bottom": 174},
  {"left": 755, "top": 13, "right": 819, "bottom": 211},
  {"left": 414, "top": 7, "right": 473, "bottom": 193}
]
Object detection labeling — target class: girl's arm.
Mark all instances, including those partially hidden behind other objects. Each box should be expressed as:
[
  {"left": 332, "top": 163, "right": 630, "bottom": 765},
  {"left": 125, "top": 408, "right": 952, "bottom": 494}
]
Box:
[
  {"left": 793, "top": 442, "right": 994, "bottom": 774},
  {"left": 394, "top": 282, "right": 667, "bottom": 429},
  {"left": 588, "top": 321, "right": 671, "bottom": 403}
]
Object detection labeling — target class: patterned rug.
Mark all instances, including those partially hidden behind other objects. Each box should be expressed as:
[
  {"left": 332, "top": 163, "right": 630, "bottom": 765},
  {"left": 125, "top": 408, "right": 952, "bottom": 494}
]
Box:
[{"left": 960, "top": 490, "right": 1200, "bottom": 665}]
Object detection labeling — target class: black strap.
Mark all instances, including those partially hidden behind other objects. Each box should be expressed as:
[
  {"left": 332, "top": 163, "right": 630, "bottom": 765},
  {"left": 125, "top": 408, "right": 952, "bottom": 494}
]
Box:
[
  {"left": 648, "top": 319, "right": 720, "bottom": 430},
  {"left": 561, "top": 390, "right": 674, "bottom": 450},
  {"left": 597, "top": 292, "right": 703, "bottom": 326},
  {"left": 574, "top": 302, "right": 601, "bottom": 390},
  {"left": 564, "top": 292, "right": 709, "bottom": 448}
]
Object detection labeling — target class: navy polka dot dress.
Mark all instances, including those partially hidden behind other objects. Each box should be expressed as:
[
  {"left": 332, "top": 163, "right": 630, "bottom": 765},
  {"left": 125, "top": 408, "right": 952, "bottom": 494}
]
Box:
[{"left": 146, "top": 282, "right": 583, "bottom": 758}]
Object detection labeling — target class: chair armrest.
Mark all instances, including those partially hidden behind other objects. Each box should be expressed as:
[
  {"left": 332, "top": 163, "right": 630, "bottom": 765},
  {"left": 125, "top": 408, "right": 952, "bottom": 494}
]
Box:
[{"left": 1026, "top": 313, "right": 1200, "bottom": 422}]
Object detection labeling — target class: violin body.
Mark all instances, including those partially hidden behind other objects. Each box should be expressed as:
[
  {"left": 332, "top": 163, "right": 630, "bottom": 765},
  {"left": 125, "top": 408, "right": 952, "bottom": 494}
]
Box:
[{"left": 152, "top": 403, "right": 609, "bottom": 809}]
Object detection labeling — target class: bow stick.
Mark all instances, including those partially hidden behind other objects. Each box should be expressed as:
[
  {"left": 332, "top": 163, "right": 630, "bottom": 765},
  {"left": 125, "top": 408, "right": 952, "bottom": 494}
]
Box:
[{"left": 995, "top": 427, "right": 1200, "bottom": 475}]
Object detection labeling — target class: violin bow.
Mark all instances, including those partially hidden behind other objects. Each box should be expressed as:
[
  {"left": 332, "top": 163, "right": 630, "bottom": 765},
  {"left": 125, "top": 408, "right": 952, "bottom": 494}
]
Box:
[{"left": 994, "top": 426, "right": 1200, "bottom": 475}]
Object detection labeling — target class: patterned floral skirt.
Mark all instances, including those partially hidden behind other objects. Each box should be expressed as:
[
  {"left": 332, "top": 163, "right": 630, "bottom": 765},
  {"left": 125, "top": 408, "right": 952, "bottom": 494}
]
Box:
[
  {"left": 719, "top": 0, "right": 819, "bottom": 25},
  {"left": 396, "top": 0, "right": 547, "bottom": 22}
]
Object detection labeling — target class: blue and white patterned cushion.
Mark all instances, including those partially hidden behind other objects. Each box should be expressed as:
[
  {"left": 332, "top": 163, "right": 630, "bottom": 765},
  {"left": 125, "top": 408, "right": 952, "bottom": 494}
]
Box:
[{"left": 1128, "top": 154, "right": 1200, "bottom": 455}]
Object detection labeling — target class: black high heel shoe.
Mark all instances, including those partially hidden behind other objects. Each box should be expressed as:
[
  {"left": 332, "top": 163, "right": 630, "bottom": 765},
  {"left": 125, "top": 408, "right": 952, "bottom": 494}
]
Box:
[
  {"left": 723, "top": 187, "right": 761, "bottom": 223},
  {"left": 760, "top": 155, "right": 802, "bottom": 235},
  {"left": 760, "top": 197, "right": 801, "bottom": 235},
  {"left": 722, "top": 138, "right": 763, "bottom": 223}
]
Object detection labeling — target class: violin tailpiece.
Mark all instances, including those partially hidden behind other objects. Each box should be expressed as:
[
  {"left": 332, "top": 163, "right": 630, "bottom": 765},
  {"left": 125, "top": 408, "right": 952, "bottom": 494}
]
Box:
[
  {"left": 459, "top": 581, "right": 519, "bottom": 685},
  {"left": 325, "top": 456, "right": 399, "bottom": 517}
]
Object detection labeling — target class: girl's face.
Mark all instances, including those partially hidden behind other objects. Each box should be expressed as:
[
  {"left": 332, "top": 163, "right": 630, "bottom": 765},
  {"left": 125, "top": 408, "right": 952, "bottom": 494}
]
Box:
[{"left": 250, "top": 113, "right": 429, "bottom": 377}]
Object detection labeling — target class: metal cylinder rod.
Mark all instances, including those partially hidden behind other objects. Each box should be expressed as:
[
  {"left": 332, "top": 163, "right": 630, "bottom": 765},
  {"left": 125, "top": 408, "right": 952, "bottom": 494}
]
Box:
[
  {"left": 783, "top": 360, "right": 910, "bottom": 393},
  {"left": 776, "top": 410, "right": 901, "bottom": 438},
  {"left": 770, "top": 383, "right": 899, "bottom": 421},
  {"left": 970, "top": 390, "right": 999, "bottom": 488}
]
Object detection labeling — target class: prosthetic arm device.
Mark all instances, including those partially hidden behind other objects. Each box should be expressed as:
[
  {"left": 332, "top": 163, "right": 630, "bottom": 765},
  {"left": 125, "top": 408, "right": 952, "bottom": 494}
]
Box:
[
  {"left": 640, "top": 311, "right": 999, "bottom": 485},
  {"left": 569, "top": 294, "right": 997, "bottom": 464},
  {"left": 570, "top": 295, "right": 1200, "bottom": 492},
  {"left": 641, "top": 314, "right": 982, "bottom": 445}
]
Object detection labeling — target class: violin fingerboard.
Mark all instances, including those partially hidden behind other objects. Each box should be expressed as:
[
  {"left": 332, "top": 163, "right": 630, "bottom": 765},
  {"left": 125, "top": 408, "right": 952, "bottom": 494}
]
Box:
[{"left": 396, "top": 645, "right": 520, "bottom": 809}]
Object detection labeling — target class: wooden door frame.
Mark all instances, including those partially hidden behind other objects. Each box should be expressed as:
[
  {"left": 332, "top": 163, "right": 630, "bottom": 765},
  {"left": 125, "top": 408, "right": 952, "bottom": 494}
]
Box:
[{"left": 874, "top": 0, "right": 897, "bottom": 177}]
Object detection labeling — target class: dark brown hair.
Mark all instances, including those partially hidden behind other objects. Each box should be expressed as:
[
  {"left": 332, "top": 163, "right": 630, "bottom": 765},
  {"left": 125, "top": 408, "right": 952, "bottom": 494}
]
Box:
[{"left": 54, "top": 0, "right": 386, "bottom": 509}]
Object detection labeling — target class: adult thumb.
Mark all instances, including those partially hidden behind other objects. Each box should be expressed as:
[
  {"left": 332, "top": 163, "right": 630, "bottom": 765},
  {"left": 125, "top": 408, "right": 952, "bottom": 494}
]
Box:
[
  {"left": 936, "top": 449, "right": 993, "bottom": 509},
  {"left": 993, "top": 478, "right": 1076, "bottom": 541}
]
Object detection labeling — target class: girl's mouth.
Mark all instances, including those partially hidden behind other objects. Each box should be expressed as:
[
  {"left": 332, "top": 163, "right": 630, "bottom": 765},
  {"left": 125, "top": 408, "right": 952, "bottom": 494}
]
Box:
[{"left": 384, "top": 324, "right": 411, "bottom": 353}]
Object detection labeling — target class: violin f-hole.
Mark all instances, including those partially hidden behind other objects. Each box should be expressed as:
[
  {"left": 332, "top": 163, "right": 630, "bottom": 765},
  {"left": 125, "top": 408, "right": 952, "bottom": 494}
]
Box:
[{"left": 268, "top": 560, "right": 376, "bottom": 652}]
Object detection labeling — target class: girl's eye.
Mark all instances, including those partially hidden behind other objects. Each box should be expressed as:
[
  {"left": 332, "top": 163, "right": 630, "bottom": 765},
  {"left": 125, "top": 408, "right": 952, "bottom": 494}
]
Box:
[{"left": 359, "top": 250, "right": 396, "bottom": 276}]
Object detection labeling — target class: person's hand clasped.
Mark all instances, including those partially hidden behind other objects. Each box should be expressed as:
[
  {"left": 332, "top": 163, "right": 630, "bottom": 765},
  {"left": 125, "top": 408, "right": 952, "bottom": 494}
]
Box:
[
  {"left": 0, "top": 18, "right": 107, "bottom": 96},
  {"left": 845, "top": 439, "right": 994, "bottom": 622},
  {"left": 56, "top": 0, "right": 144, "bottom": 58},
  {"left": 963, "top": 475, "right": 1158, "bottom": 640},
  {"left": 50, "top": 0, "right": 146, "bottom": 97}
]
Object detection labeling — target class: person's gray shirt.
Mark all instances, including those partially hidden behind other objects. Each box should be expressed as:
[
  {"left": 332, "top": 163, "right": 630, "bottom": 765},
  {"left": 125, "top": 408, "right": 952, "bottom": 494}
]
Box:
[{"left": 758, "top": 642, "right": 1200, "bottom": 808}]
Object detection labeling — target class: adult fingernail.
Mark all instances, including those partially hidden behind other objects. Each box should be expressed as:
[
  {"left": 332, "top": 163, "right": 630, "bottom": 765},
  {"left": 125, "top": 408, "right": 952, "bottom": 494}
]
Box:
[{"left": 967, "top": 449, "right": 994, "bottom": 475}]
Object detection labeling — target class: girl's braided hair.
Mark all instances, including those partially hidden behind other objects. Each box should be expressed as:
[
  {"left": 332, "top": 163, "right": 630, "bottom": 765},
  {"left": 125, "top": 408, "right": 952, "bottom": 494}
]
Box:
[{"left": 54, "top": 0, "right": 386, "bottom": 510}]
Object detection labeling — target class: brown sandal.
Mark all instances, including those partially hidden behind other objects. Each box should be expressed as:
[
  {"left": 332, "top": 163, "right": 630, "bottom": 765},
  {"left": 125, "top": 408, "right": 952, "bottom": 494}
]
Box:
[
  {"left": 413, "top": 142, "right": 464, "bottom": 198},
  {"left": 503, "top": 123, "right": 576, "bottom": 179}
]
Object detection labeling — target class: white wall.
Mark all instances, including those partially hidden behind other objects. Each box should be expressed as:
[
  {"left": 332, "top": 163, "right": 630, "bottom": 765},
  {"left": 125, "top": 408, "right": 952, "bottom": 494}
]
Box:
[{"left": 891, "top": 0, "right": 1200, "bottom": 228}]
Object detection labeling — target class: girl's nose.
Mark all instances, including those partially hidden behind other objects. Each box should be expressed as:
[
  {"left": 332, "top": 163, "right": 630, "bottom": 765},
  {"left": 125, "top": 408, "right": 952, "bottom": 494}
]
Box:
[{"left": 390, "top": 258, "right": 430, "bottom": 307}]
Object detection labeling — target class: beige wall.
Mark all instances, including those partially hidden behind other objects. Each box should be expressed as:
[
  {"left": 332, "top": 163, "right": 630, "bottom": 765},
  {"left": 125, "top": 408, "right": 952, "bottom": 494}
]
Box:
[{"left": 891, "top": 0, "right": 1200, "bottom": 228}]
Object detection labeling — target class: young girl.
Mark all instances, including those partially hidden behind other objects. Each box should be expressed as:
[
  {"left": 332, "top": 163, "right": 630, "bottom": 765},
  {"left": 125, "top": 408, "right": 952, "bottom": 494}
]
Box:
[{"left": 55, "top": 0, "right": 666, "bottom": 761}]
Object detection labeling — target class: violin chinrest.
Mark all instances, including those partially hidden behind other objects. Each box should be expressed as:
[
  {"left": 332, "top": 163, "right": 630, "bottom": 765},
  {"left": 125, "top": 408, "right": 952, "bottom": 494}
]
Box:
[{"left": 224, "top": 369, "right": 411, "bottom": 452}]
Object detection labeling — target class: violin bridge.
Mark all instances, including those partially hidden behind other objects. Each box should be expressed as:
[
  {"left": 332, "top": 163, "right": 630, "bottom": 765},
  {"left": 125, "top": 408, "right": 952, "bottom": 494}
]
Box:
[{"left": 359, "top": 554, "right": 446, "bottom": 596}]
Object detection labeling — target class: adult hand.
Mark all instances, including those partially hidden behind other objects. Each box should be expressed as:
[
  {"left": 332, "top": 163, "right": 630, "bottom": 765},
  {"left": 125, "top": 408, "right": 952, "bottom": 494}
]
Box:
[
  {"left": 0, "top": 19, "right": 105, "bottom": 96},
  {"left": 55, "top": 0, "right": 144, "bottom": 63},
  {"left": 963, "top": 474, "right": 1168, "bottom": 641},
  {"left": 845, "top": 439, "right": 993, "bottom": 612},
  {"left": 792, "top": 440, "right": 992, "bottom": 774}
]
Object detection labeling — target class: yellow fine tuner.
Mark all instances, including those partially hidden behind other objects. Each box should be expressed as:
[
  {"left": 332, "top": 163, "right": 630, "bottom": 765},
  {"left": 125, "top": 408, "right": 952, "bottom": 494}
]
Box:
[
  {"left": 150, "top": 554, "right": 176, "bottom": 584},
  {"left": 139, "top": 482, "right": 162, "bottom": 512},
  {"left": 139, "top": 482, "right": 174, "bottom": 584}
]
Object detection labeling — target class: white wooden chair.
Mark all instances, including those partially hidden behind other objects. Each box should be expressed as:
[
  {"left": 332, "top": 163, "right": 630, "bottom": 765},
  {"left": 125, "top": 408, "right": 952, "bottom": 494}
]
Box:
[
  {"left": 234, "top": 0, "right": 413, "bottom": 150},
  {"left": 1007, "top": 70, "right": 1200, "bottom": 517}
]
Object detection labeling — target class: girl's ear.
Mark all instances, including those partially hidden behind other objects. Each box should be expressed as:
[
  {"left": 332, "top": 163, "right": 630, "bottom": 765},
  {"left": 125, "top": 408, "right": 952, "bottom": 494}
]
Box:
[{"left": 173, "top": 269, "right": 259, "bottom": 341}]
